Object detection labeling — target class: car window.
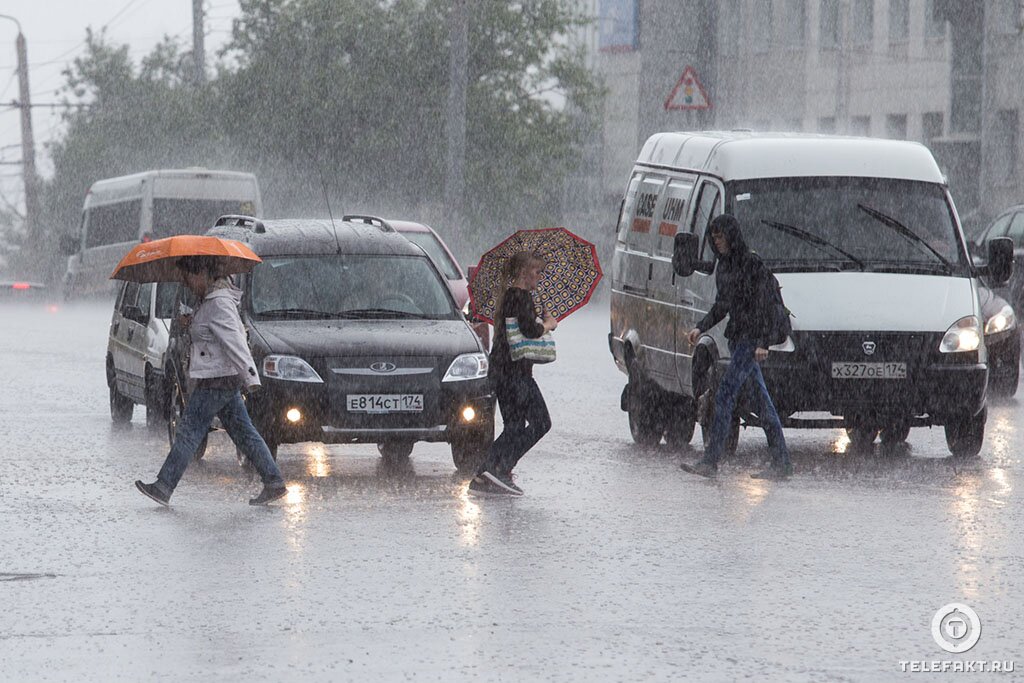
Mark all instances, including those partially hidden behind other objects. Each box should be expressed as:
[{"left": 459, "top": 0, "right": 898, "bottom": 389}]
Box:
[
  {"left": 401, "top": 231, "right": 461, "bottom": 280},
  {"left": 616, "top": 174, "right": 642, "bottom": 245},
  {"left": 119, "top": 282, "right": 140, "bottom": 314},
  {"left": 155, "top": 282, "right": 180, "bottom": 319},
  {"left": 653, "top": 178, "right": 694, "bottom": 258},
  {"left": 983, "top": 213, "right": 1013, "bottom": 242},
  {"left": 1005, "top": 212, "right": 1024, "bottom": 247},
  {"left": 138, "top": 283, "right": 153, "bottom": 319},
  {"left": 251, "top": 254, "right": 458, "bottom": 320},
  {"left": 693, "top": 182, "right": 722, "bottom": 260}
]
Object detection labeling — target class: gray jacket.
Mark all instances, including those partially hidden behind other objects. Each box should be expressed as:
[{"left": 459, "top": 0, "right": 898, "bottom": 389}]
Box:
[{"left": 188, "top": 280, "right": 261, "bottom": 389}]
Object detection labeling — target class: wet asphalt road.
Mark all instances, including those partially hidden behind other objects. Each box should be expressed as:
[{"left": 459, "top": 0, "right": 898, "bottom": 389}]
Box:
[{"left": 1, "top": 300, "right": 1022, "bottom": 682}]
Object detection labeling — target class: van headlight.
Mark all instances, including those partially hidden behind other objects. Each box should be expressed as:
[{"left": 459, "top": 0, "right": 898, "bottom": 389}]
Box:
[
  {"left": 985, "top": 305, "right": 1016, "bottom": 335},
  {"left": 262, "top": 354, "right": 324, "bottom": 383},
  {"left": 443, "top": 352, "right": 489, "bottom": 382},
  {"left": 940, "top": 316, "right": 982, "bottom": 353}
]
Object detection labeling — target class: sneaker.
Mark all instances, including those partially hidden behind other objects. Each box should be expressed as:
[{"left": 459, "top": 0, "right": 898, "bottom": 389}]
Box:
[
  {"left": 481, "top": 470, "right": 524, "bottom": 496},
  {"left": 249, "top": 485, "right": 288, "bottom": 506},
  {"left": 135, "top": 480, "right": 170, "bottom": 507},
  {"left": 680, "top": 459, "right": 718, "bottom": 478},
  {"left": 750, "top": 463, "right": 793, "bottom": 480},
  {"left": 467, "top": 475, "right": 504, "bottom": 496}
]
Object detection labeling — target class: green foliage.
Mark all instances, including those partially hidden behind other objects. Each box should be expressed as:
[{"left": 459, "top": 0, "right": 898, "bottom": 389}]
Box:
[{"left": 41, "top": 0, "right": 603, "bottom": 260}]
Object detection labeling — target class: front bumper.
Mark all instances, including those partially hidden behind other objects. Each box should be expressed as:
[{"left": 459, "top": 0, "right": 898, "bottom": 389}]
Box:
[{"left": 729, "top": 331, "right": 988, "bottom": 424}]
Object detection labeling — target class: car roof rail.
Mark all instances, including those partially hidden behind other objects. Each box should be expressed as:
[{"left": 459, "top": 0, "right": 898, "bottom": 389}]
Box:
[
  {"left": 341, "top": 214, "right": 396, "bottom": 233},
  {"left": 214, "top": 214, "right": 266, "bottom": 233}
]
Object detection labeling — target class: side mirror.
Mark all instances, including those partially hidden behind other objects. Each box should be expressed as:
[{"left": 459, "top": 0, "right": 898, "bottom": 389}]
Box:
[
  {"left": 59, "top": 233, "right": 79, "bottom": 256},
  {"left": 124, "top": 304, "right": 147, "bottom": 324},
  {"left": 672, "top": 233, "right": 700, "bottom": 277},
  {"left": 986, "top": 237, "right": 1013, "bottom": 287}
]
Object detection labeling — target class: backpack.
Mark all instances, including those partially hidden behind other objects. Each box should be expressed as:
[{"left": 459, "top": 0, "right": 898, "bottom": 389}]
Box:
[{"left": 762, "top": 269, "right": 793, "bottom": 347}]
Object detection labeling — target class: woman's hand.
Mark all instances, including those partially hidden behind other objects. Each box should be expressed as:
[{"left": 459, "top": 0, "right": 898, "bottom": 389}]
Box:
[
  {"left": 542, "top": 310, "right": 558, "bottom": 332},
  {"left": 687, "top": 328, "right": 701, "bottom": 346},
  {"left": 755, "top": 347, "right": 769, "bottom": 362}
]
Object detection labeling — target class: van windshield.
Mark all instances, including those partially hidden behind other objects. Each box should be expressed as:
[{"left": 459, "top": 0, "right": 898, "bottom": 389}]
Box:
[
  {"left": 250, "top": 254, "right": 458, "bottom": 320},
  {"left": 725, "top": 177, "right": 969, "bottom": 275}
]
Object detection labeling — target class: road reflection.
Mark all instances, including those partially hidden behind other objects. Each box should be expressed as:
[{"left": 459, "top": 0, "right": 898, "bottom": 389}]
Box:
[
  {"left": 304, "top": 443, "right": 332, "bottom": 478},
  {"left": 455, "top": 482, "right": 482, "bottom": 548}
]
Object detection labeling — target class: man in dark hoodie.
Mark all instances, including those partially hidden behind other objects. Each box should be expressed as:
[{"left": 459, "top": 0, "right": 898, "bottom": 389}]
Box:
[{"left": 680, "top": 214, "right": 793, "bottom": 480}]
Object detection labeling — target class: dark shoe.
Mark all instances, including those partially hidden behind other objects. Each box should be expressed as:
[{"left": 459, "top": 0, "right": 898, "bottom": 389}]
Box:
[
  {"left": 135, "top": 480, "right": 170, "bottom": 507},
  {"left": 481, "top": 470, "right": 524, "bottom": 496},
  {"left": 249, "top": 485, "right": 288, "bottom": 506},
  {"left": 750, "top": 463, "right": 793, "bottom": 480},
  {"left": 468, "top": 475, "right": 504, "bottom": 496},
  {"left": 680, "top": 459, "right": 718, "bottom": 478}
]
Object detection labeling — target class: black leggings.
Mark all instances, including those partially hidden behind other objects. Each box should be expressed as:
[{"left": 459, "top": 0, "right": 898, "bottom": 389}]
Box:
[{"left": 481, "top": 375, "right": 551, "bottom": 476}]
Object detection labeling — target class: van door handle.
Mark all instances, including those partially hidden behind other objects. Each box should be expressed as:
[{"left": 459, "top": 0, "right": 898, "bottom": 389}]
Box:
[
  {"left": 648, "top": 263, "right": 653, "bottom": 280},
  {"left": 112, "top": 321, "right": 120, "bottom": 335},
  {"left": 126, "top": 327, "right": 134, "bottom": 342},
  {"left": 681, "top": 299, "right": 694, "bottom": 306}
]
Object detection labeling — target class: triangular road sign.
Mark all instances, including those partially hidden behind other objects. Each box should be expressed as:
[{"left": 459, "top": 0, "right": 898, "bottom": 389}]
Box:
[{"left": 665, "top": 65, "right": 711, "bottom": 111}]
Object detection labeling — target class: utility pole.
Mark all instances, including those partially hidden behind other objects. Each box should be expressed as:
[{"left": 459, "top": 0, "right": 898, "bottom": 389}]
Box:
[
  {"left": 444, "top": 0, "right": 468, "bottom": 239},
  {"left": 192, "top": 0, "right": 206, "bottom": 84},
  {"left": 0, "top": 14, "right": 38, "bottom": 246}
]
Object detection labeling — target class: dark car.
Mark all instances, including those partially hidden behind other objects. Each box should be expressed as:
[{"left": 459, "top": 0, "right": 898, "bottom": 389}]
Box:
[
  {"left": 973, "top": 206, "right": 1024, "bottom": 313},
  {"left": 168, "top": 215, "right": 494, "bottom": 472},
  {"left": 980, "top": 285, "right": 1020, "bottom": 397}
]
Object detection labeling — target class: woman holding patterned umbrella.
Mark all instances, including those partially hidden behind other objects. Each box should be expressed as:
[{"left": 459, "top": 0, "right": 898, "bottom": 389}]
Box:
[{"left": 467, "top": 228, "right": 602, "bottom": 496}]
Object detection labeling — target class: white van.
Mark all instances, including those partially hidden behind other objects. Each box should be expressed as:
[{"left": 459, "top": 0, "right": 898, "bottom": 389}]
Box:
[
  {"left": 63, "top": 168, "right": 262, "bottom": 298},
  {"left": 609, "top": 131, "right": 1013, "bottom": 457}
]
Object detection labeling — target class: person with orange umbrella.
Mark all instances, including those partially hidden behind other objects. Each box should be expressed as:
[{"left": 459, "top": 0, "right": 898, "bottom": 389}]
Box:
[{"left": 112, "top": 236, "right": 288, "bottom": 506}]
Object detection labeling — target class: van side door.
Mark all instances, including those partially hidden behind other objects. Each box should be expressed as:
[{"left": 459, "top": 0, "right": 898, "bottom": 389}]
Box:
[
  {"left": 675, "top": 178, "right": 724, "bottom": 391},
  {"left": 647, "top": 175, "right": 696, "bottom": 392},
  {"left": 111, "top": 281, "right": 145, "bottom": 401}
]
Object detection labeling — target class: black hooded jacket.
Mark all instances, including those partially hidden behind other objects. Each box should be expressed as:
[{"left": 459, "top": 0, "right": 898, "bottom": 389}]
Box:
[{"left": 695, "top": 214, "right": 776, "bottom": 348}]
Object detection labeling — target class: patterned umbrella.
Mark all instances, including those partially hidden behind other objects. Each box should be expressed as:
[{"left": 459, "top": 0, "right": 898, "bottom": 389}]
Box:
[{"left": 468, "top": 227, "right": 602, "bottom": 324}]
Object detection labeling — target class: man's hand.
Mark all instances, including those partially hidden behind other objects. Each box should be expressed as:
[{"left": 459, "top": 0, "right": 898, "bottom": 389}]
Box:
[
  {"left": 755, "top": 347, "right": 769, "bottom": 362},
  {"left": 687, "top": 328, "right": 701, "bottom": 346}
]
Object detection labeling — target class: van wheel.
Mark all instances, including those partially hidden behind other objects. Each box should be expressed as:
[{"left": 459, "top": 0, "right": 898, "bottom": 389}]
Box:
[
  {"left": 626, "top": 367, "right": 663, "bottom": 446},
  {"left": 846, "top": 426, "right": 878, "bottom": 452},
  {"left": 696, "top": 362, "right": 739, "bottom": 457},
  {"left": 945, "top": 408, "right": 986, "bottom": 458},
  {"left": 109, "top": 384, "right": 134, "bottom": 424},
  {"left": 664, "top": 397, "right": 696, "bottom": 449},
  {"left": 167, "top": 381, "right": 208, "bottom": 460},
  {"left": 879, "top": 422, "right": 910, "bottom": 445},
  {"left": 378, "top": 441, "right": 414, "bottom": 463}
]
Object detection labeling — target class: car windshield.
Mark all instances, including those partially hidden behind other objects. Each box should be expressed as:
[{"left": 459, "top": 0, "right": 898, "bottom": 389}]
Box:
[
  {"left": 401, "top": 230, "right": 461, "bottom": 280},
  {"left": 250, "top": 254, "right": 458, "bottom": 320},
  {"left": 725, "top": 177, "right": 968, "bottom": 275}
]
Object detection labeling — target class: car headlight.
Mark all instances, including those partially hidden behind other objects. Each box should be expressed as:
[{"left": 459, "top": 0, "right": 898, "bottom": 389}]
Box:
[
  {"left": 940, "top": 316, "right": 982, "bottom": 353},
  {"left": 262, "top": 354, "right": 324, "bottom": 383},
  {"left": 985, "top": 305, "right": 1016, "bottom": 335},
  {"left": 443, "top": 352, "right": 489, "bottom": 382}
]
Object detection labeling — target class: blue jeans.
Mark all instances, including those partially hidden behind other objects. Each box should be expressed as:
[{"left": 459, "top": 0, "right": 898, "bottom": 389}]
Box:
[
  {"left": 480, "top": 376, "right": 551, "bottom": 477},
  {"left": 155, "top": 388, "right": 284, "bottom": 496},
  {"left": 704, "top": 341, "right": 790, "bottom": 468}
]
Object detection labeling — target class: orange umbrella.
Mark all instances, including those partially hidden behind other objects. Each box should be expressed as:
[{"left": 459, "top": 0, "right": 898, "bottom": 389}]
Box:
[{"left": 110, "top": 235, "right": 261, "bottom": 283}]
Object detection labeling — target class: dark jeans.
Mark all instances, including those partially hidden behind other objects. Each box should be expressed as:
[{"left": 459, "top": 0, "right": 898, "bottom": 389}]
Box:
[
  {"left": 155, "top": 388, "right": 285, "bottom": 497},
  {"left": 704, "top": 340, "right": 790, "bottom": 468},
  {"left": 480, "top": 375, "right": 552, "bottom": 477}
]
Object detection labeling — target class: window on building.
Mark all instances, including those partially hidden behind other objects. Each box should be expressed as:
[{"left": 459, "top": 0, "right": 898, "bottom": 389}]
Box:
[
  {"left": 993, "top": 0, "right": 1022, "bottom": 34},
  {"left": 752, "top": 0, "right": 773, "bottom": 53},
  {"left": 719, "top": 0, "right": 741, "bottom": 55},
  {"left": 851, "top": 0, "right": 874, "bottom": 46},
  {"left": 886, "top": 113, "right": 908, "bottom": 139},
  {"left": 818, "top": 116, "right": 836, "bottom": 133},
  {"left": 889, "top": 0, "right": 909, "bottom": 43},
  {"left": 819, "top": 0, "right": 840, "bottom": 49},
  {"left": 924, "top": 0, "right": 945, "bottom": 39},
  {"left": 850, "top": 115, "right": 871, "bottom": 136},
  {"left": 992, "top": 109, "right": 1019, "bottom": 182},
  {"left": 922, "top": 111, "right": 943, "bottom": 146},
  {"left": 781, "top": 0, "right": 806, "bottom": 45}
]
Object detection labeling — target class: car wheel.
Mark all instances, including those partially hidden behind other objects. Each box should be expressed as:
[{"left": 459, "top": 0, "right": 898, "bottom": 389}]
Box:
[
  {"left": 167, "top": 381, "right": 207, "bottom": 461},
  {"left": 144, "top": 369, "right": 165, "bottom": 430},
  {"left": 664, "top": 396, "right": 697, "bottom": 450},
  {"left": 879, "top": 422, "right": 910, "bottom": 445},
  {"left": 109, "top": 383, "right": 134, "bottom": 424},
  {"left": 626, "top": 365, "right": 663, "bottom": 446},
  {"left": 696, "top": 360, "right": 739, "bottom": 457},
  {"left": 378, "top": 441, "right": 414, "bottom": 463},
  {"left": 945, "top": 407, "right": 986, "bottom": 458},
  {"left": 846, "top": 426, "right": 878, "bottom": 452}
]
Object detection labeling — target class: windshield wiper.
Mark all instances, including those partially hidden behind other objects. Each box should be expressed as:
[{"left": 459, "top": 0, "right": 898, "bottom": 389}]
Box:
[
  {"left": 856, "top": 204, "right": 953, "bottom": 272},
  {"left": 258, "top": 308, "right": 335, "bottom": 318},
  {"left": 760, "top": 219, "right": 866, "bottom": 271},
  {"left": 335, "top": 308, "right": 429, "bottom": 319}
]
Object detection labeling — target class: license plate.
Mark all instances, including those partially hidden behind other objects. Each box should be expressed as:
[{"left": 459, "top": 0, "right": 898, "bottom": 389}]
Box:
[
  {"left": 347, "top": 394, "right": 424, "bottom": 413},
  {"left": 831, "top": 362, "right": 907, "bottom": 380}
]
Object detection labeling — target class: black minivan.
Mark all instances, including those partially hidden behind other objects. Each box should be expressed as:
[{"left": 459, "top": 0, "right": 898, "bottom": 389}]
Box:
[{"left": 170, "top": 214, "right": 494, "bottom": 472}]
